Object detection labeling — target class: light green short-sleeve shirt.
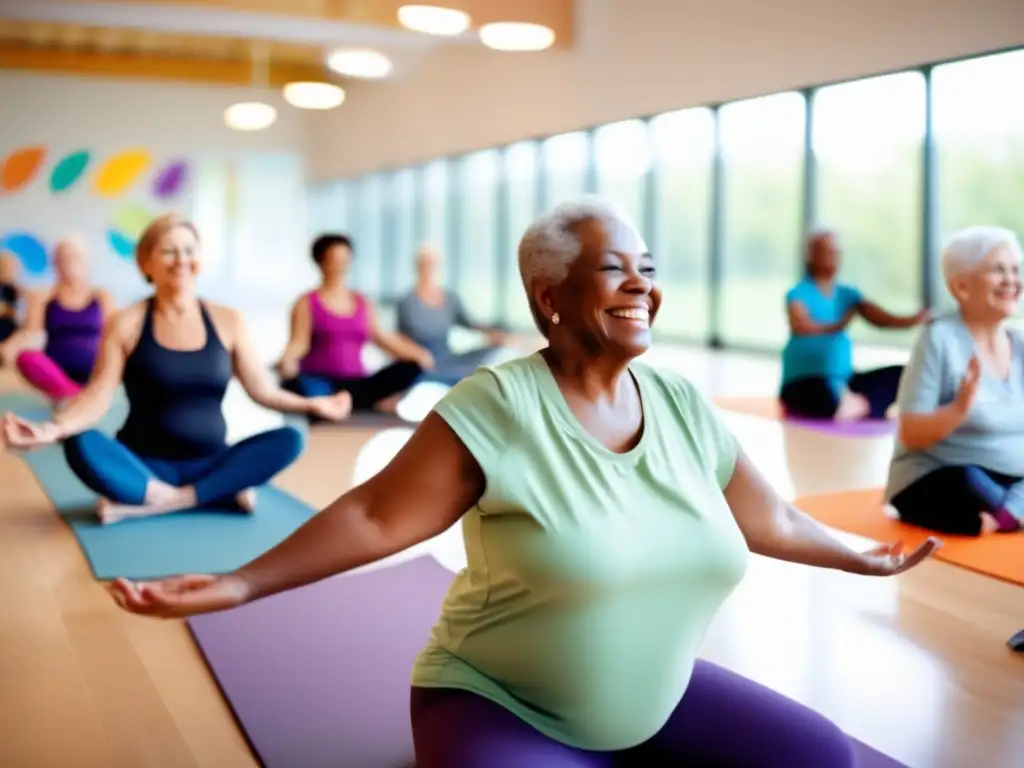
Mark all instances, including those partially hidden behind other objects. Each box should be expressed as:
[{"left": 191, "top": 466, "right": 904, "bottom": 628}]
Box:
[{"left": 411, "top": 353, "right": 750, "bottom": 751}]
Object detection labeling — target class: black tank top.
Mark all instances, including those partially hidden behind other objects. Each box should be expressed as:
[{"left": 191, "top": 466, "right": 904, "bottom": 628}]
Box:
[{"left": 117, "top": 299, "right": 233, "bottom": 460}]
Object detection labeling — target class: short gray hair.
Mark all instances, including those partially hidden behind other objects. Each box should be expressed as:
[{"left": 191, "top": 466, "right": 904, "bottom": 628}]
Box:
[
  {"left": 517, "top": 195, "right": 636, "bottom": 335},
  {"left": 941, "top": 226, "right": 1023, "bottom": 283}
]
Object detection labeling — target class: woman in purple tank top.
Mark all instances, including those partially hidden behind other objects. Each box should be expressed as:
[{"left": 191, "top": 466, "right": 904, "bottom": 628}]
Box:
[
  {"left": 1, "top": 238, "right": 115, "bottom": 403},
  {"left": 277, "top": 234, "right": 434, "bottom": 416}
]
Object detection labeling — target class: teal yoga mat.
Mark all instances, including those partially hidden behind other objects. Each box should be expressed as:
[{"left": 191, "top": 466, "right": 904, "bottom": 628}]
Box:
[{"left": 1, "top": 391, "right": 317, "bottom": 581}]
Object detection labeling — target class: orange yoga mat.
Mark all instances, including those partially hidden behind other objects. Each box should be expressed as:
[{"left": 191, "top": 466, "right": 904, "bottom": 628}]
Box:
[
  {"left": 796, "top": 488, "right": 1024, "bottom": 587},
  {"left": 715, "top": 396, "right": 783, "bottom": 420}
]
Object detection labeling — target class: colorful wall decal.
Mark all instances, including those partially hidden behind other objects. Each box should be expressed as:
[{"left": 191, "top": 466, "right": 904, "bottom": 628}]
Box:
[
  {"left": 152, "top": 159, "right": 189, "bottom": 199},
  {"left": 1, "top": 146, "right": 47, "bottom": 193},
  {"left": 50, "top": 150, "right": 92, "bottom": 193},
  {"left": 93, "top": 149, "right": 152, "bottom": 197},
  {"left": 0, "top": 231, "right": 49, "bottom": 275},
  {"left": 107, "top": 203, "right": 153, "bottom": 259}
]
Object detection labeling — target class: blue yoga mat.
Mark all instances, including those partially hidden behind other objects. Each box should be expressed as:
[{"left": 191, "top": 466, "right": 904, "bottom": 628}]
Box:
[{"left": 1, "top": 391, "right": 317, "bottom": 581}]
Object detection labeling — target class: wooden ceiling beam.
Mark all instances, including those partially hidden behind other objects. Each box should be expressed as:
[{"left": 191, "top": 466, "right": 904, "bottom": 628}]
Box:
[
  {"left": 0, "top": 42, "right": 335, "bottom": 88},
  {"left": 60, "top": 0, "right": 575, "bottom": 45}
]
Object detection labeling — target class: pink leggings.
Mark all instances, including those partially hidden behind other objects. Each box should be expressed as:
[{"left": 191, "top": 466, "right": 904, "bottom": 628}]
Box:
[{"left": 16, "top": 350, "right": 83, "bottom": 401}]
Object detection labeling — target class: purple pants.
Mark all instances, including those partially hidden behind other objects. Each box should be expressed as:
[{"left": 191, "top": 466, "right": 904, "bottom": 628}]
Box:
[{"left": 411, "top": 660, "right": 855, "bottom": 767}]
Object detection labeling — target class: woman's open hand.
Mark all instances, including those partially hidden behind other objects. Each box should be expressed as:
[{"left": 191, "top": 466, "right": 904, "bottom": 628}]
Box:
[
  {"left": 852, "top": 538, "right": 941, "bottom": 576},
  {"left": 108, "top": 573, "right": 253, "bottom": 619}
]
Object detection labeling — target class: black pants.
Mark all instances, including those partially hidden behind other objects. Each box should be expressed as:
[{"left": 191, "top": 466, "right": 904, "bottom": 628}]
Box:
[
  {"left": 283, "top": 360, "right": 422, "bottom": 412},
  {"left": 780, "top": 365, "right": 903, "bottom": 420},
  {"left": 891, "top": 465, "right": 1023, "bottom": 536}
]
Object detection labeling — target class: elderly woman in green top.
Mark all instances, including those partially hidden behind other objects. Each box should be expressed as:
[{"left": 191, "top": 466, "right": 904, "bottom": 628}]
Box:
[{"left": 108, "top": 197, "right": 936, "bottom": 767}]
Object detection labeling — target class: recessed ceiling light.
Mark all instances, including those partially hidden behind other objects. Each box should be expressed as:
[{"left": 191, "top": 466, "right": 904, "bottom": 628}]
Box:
[
  {"left": 283, "top": 81, "right": 346, "bottom": 110},
  {"left": 398, "top": 5, "right": 471, "bottom": 36},
  {"left": 326, "top": 48, "right": 393, "bottom": 79},
  {"left": 479, "top": 22, "right": 555, "bottom": 52},
  {"left": 224, "top": 101, "right": 277, "bottom": 131}
]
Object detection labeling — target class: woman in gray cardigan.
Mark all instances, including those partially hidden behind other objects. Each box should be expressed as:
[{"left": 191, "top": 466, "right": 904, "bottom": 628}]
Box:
[{"left": 886, "top": 226, "right": 1024, "bottom": 536}]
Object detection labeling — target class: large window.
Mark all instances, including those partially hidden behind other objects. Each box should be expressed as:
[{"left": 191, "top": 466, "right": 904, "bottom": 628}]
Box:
[
  {"left": 719, "top": 91, "right": 807, "bottom": 347},
  {"left": 932, "top": 49, "right": 1024, "bottom": 312},
  {"left": 594, "top": 119, "right": 651, "bottom": 228},
  {"left": 421, "top": 159, "right": 450, "bottom": 281},
  {"left": 504, "top": 141, "right": 540, "bottom": 330},
  {"left": 541, "top": 131, "right": 589, "bottom": 208},
  {"left": 813, "top": 71, "right": 926, "bottom": 347},
  {"left": 386, "top": 168, "right": 417, "bottom": 296},
  {"left": 349, "top": 174, "right": 383, "bottom": 296},
  {"left": 650, "top": 108, "right": 715, "bottom": 341},
  {"left": 319, "top": 46, "right": 1024, "bottom": 351},
  {"left": 454, "top": 150, "right": 500, "bottom": 323}
]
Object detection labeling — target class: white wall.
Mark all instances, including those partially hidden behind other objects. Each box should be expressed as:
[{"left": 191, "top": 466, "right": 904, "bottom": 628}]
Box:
[
  {"left": 0, "top": 73, "right": 317, "bottom": 311},
  {"left": 308, "top": 0, "right": 1024, "bottom": 178}
]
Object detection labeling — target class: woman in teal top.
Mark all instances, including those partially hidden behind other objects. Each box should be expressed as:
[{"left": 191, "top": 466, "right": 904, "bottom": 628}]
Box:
[
  {"left": 781, "top": 229, "right": 928, "bottom": 421},
  {"left": 109, "top": 198, "right": 937, "bottom": 766},
  {"left": 887, "top": 226, "right": 1024, "bottom": 536}
]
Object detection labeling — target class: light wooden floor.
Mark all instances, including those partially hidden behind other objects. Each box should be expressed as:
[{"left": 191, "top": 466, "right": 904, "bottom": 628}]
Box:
[{"left": 1, "top": 349, "right": 1022, "bottom": 768}]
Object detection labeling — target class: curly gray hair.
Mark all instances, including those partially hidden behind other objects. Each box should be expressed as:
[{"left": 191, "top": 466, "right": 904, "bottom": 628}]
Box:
[{"left": 517, "top": 195, "right": 637, "bottom": 336}]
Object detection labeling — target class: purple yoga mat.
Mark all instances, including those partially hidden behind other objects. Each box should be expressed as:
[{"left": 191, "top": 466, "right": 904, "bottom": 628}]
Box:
[
  {"left": 785, "top": 416, "right": 895, "bottom": 437},
  {"left": 189, "top": 555, "right": 907, "bottom": 768},
  {"left": 189, "top": 556, "right": 455, "bottom": 768}
]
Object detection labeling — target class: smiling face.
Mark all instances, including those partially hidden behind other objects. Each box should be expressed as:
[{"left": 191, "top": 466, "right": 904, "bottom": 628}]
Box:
[
  {"left": 142, "top": 222, "right": 200, "bottom": 290},
  {"left": 535, "top": 216, "right": 661, "bottom": 360},
  {"left": 949, "top": 243, "right": 1023, "bottom": 321}
]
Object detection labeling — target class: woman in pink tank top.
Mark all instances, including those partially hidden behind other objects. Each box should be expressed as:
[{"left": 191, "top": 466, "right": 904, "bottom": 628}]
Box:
[{"left": 277, "top": 234, "right": 434, "bottom": 416}]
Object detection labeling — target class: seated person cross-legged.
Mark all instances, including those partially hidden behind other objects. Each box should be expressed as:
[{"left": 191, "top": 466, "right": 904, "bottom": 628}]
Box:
[
  {"left": 780, "top": 228, "right": 928, "bottom": 421},
  {"left": 396, "top": 244, "right": 510, "bottom": 387},
  {"left": 1, "top": 214, "right": 351, "bottom": 525},
  {"left": 886, "top": 226, "right": 1024, "bottom": 536},
  {"left": 278, "top": 234, "right": 432, "bottom": 417},
  {"left": 0, "top": 237, "right": 115, "bottom": 403},
  {"left": 109, "top": 198, "right": 938, "bottom": 768}
]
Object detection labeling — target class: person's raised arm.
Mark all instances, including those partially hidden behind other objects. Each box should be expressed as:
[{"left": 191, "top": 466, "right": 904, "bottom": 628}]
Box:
[
  {"left": 857, "top": 300, "right": 928, "bottom": 329},
  {"left": 276, "top": 296, "right": 312, "bottom": 379},
  {"left": 111, "top": 412, "right": 482, "bottom": 616},
  {"left": 896, "top": 325, "right": 972, "bottom": 451},
  {"left": 723, "top": 447, "right": 939, "bottom": 574}
]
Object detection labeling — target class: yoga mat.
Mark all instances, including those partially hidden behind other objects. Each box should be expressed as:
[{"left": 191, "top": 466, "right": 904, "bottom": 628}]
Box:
[
  {"left": 189, "top": 555, "right": 905, "bottom": 768},
  {"left": 797, "top": 488, "right": 1024, "bottom": 587},
  {"left": 188, "top": 555, "right": 455, "bottom": 768},
  {"left": 1, "top": 391, "right": 318, "bottom": 581},
  {"left": 715, "top": 396, "right": 895, "bottom": 437}
]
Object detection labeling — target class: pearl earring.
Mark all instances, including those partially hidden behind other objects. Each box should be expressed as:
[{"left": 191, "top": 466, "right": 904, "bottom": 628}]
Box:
[{"left": 551, "top": 312, "right": 560, "bottom": 325}]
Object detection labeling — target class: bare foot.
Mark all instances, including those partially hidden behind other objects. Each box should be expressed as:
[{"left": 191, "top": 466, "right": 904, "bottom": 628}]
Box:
[
  {"left": 373, "top": 392, "right": 404, "bottom": 415},
  {"left": 95, "top": 483, "right": 197, "bottom": 524},
  {"left": 835, "top": 392, "right": 870, "bottom": 423},
  {"left": 980, "top": 512, "right": 999, "bottom": 535},
  {"left": 96, "top": 497, "right": 124, "bottom": 525},
  {"left": 236, "top": 488, "right": 257, "bottom": 513}
]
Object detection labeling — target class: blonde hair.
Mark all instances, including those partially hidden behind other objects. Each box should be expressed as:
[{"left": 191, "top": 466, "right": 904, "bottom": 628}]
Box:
[{"left": 135, "top": 213, "right": 199, "bottom": 283}]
